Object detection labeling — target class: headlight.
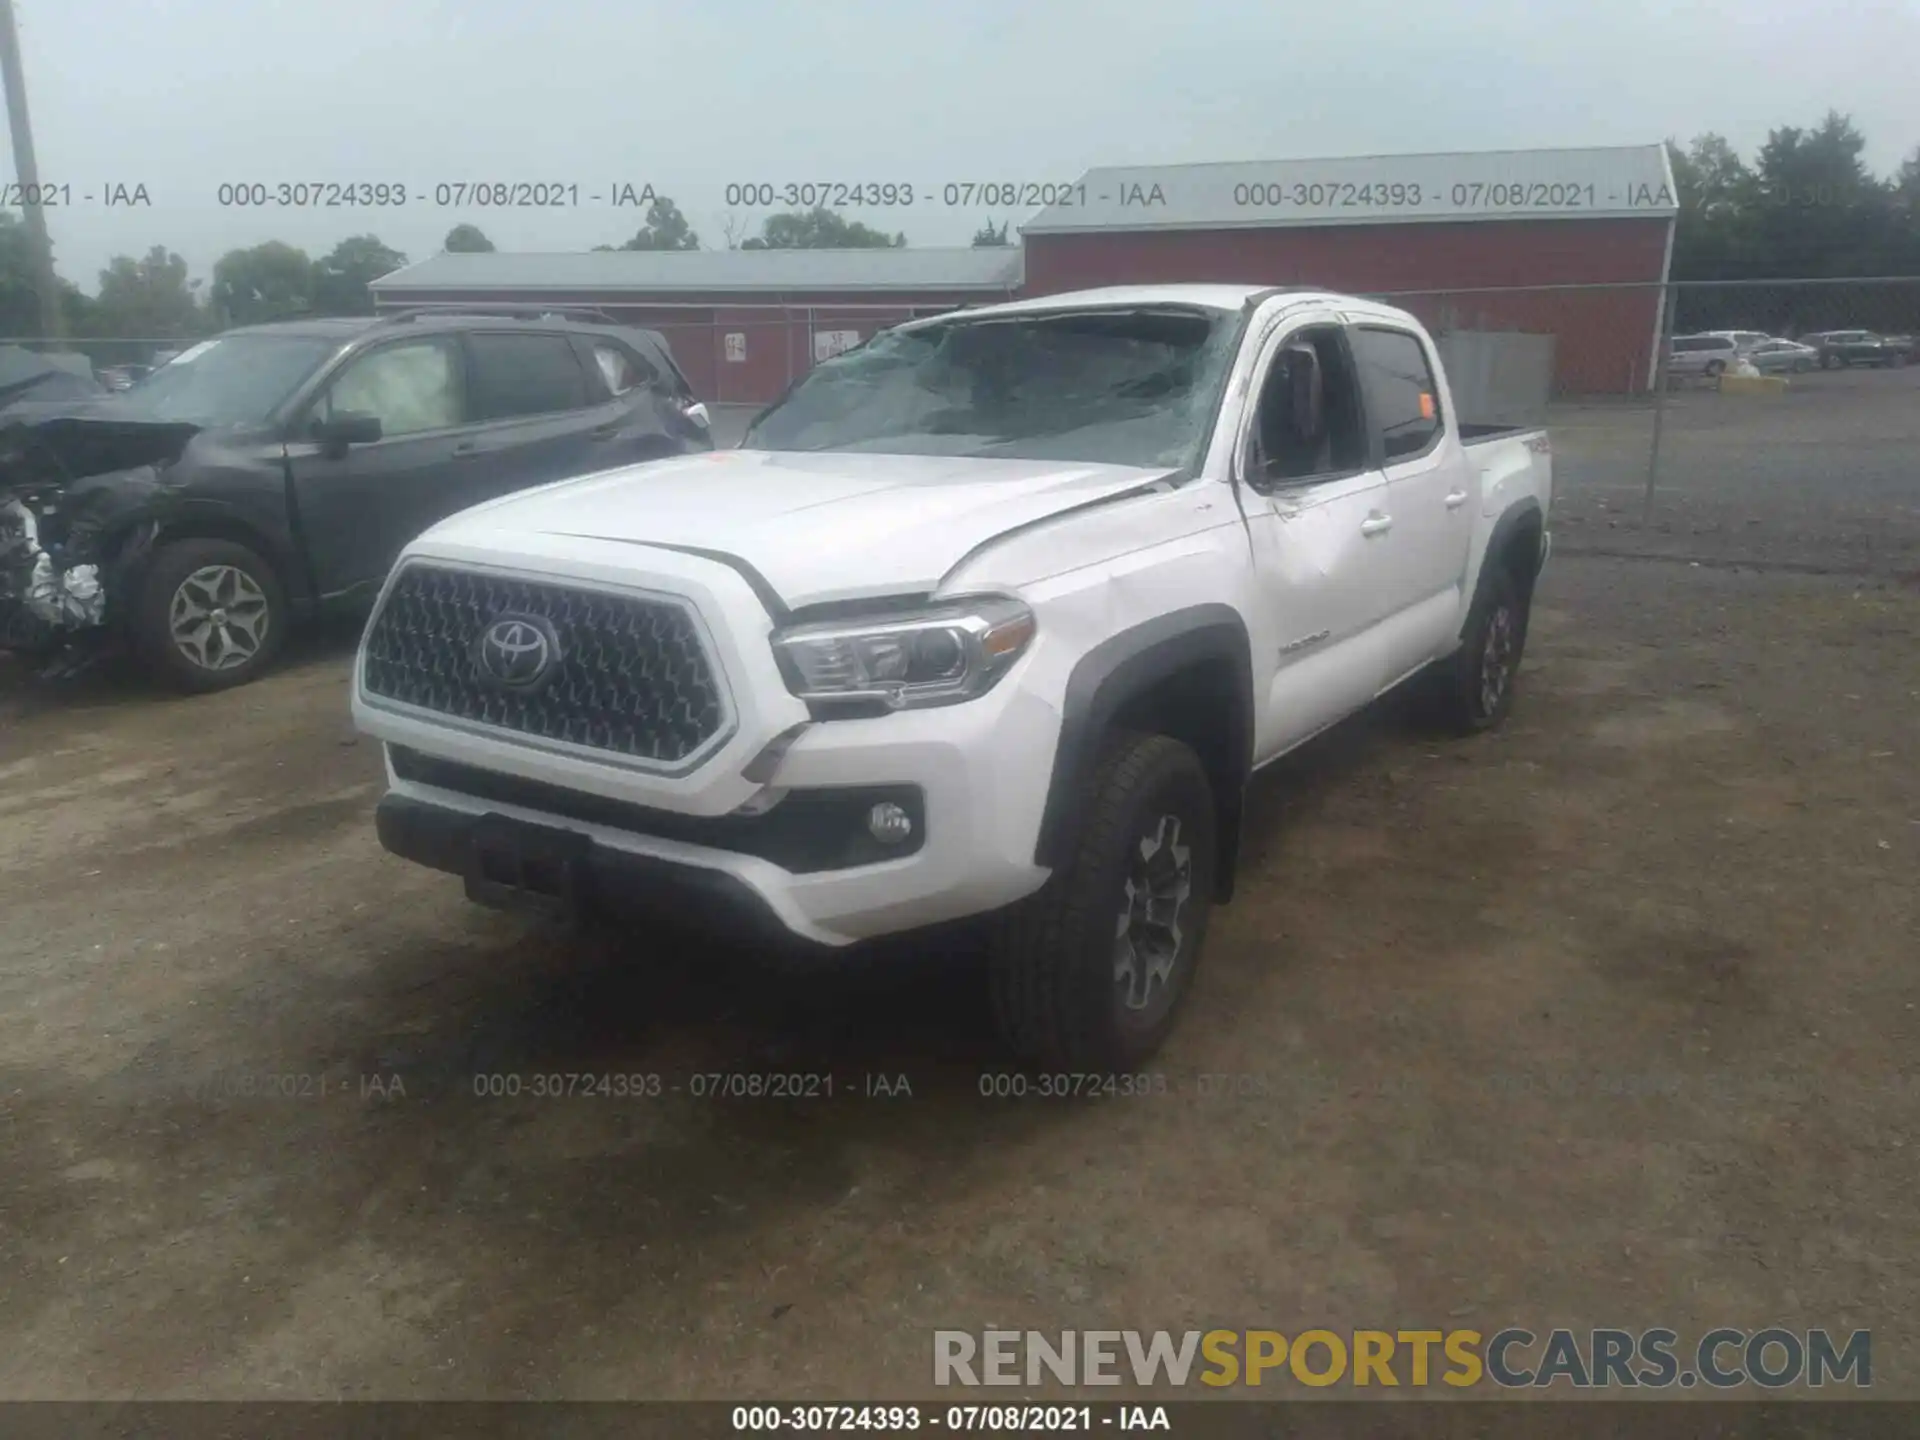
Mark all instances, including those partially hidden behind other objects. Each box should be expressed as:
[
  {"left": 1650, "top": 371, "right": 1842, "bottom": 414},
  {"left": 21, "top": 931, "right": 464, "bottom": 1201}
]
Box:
[{"left": 770, "top": 596, "right": 1036, "bottom": 711}]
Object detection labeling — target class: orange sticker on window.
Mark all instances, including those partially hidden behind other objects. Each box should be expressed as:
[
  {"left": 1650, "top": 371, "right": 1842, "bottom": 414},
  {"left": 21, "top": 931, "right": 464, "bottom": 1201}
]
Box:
[{"left": 1419, "top": 392, "right": 1436, "bottom": 420}]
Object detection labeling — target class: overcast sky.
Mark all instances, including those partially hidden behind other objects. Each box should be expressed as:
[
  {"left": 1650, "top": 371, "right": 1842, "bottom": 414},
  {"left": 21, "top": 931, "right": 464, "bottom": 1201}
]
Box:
[{"left": 7, "top": 0, "right": 1919, "bottom": 288}]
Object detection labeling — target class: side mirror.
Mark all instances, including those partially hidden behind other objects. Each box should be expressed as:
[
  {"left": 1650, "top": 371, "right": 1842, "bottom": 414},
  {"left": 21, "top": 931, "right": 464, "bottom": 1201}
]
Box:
[
  {"left": 312, "top": 411, "right": 383, "bottom": 456},
  {"left": 681, "top": 400, "right": 711, "bottom": 430}
]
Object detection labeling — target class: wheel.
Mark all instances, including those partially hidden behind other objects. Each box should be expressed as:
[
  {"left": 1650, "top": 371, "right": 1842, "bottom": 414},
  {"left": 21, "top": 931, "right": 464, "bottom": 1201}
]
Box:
[
  {"left": 989, "top": 732, "right": 1217, "bottom": 1071},
  {"left": 1421, "top": 561, "right": 1529, "bottom": 736},
  {"left": 1704, "top": 359, "right": 1726, "bottom": 378},
  {"left": 1823, "top": 353, "right": 1842, "bottom": 370},
  {"left": 128, "top": 538, "right": 287, "bottom": 693}
]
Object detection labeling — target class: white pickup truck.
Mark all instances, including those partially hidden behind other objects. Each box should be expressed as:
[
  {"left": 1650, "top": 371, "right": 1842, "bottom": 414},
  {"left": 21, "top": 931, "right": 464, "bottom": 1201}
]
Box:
[{"left": 351, "top": 285, "right": 1552, "bottom": 1070}]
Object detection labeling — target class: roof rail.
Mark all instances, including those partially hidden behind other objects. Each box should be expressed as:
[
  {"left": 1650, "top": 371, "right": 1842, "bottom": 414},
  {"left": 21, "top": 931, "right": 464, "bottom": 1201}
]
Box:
[{"left": 376, "top": 303, "right": 624, "bottom": 327}]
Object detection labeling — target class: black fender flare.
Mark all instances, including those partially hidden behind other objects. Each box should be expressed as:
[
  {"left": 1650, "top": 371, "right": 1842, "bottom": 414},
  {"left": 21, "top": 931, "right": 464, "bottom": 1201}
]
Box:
[
  {"left": 1033, "top": 603, "right": 1254, "bottom": 902},
  {"left": 1469, "top": 498, "right": 1546, "bottom": 627}
]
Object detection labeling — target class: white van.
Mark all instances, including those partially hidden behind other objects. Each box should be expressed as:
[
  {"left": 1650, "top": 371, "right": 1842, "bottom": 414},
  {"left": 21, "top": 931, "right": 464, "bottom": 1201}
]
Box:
[{"left": 1669, "top": 334, "right": 1739, "bottom": 377}]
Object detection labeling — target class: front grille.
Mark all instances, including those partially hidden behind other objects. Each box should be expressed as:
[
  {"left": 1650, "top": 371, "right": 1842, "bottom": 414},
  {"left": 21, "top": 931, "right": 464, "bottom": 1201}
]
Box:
[{"left": 361, "top": 564, "right": 727, "bottom": 765}]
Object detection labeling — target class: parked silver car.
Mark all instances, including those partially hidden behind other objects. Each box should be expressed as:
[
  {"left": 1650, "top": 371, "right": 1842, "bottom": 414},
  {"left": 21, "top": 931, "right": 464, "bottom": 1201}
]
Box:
[{"left": 1746, "top": 338, "right": 1819, "bottom": 374}]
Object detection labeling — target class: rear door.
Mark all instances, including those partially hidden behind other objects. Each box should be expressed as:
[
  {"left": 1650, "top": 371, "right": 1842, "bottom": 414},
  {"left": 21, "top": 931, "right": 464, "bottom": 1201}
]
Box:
[
  {"left": 1349, "top": 323, "right": 1475, "bottom": 683},
  {"left": 450, "top": 329, "right": 628, "bottom": 502},
  {"left": 283, "top": 334, "right": 469, "bottom": 600}
]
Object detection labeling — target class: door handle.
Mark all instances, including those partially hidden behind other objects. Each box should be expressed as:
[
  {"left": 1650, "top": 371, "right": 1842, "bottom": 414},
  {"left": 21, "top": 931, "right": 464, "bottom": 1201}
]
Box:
[
  {"left": 1445, "top": 489, "right": 1469, "bottom": 509},
  {"left": 1360, "top": 513, "right": 1393, "bottom": 537},
  {"left": 589, "top": 422, "right": 619, "bottom": 440},
  {"left": 452, "top": 441, "right": 480, "bottom": 459}
]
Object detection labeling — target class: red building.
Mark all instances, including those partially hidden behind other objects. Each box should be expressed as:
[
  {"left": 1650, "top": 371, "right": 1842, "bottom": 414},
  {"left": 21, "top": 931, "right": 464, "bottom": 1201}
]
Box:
[
  {"left": 1020, "top": 145, "right": 1678, "bottom": 396},
  {"left": 371, "top": 145, "right": 1677, "bottom": 405}
]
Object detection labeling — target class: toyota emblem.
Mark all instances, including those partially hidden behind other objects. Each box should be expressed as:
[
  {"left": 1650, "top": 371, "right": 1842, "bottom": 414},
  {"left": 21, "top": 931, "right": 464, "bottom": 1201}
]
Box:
[{"left": 474, "top": 613, "right": 560, "bottom": 689}]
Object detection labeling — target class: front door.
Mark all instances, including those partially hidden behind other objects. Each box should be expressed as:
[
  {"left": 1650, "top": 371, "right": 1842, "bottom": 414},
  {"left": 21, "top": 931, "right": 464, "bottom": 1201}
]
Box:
[
  {"left": 1235, "top": 317, "right": 1398, "bottom": 761},
  {"left": 284, "top": 334, "right": 469, "bottom": 600}
]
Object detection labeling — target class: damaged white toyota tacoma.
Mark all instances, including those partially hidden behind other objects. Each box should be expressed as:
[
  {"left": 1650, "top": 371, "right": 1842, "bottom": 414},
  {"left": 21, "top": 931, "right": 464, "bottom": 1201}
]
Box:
[{"left": 351, "top": 285, "right": 1553, "bottom": 1069}]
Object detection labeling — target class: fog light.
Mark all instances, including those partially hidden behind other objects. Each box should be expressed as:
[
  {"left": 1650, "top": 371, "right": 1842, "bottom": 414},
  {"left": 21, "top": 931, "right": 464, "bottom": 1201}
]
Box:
[{"left": 867, "top": 801, "right": 913, "bottom": 844}]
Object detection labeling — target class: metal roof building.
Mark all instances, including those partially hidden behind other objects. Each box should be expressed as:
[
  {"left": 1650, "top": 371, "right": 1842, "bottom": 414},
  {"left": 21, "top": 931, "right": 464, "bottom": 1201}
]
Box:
[
  {"left": 370, "top": 248, "right": 1022, "bottom": 404},
  {"left": 371, "top": 247, "right": 1024, "bottom": 295},
  {"left": 371, "top": 145, "right": 1677, "bottom": 403},
  {"left": 1022, "top": 144, "right": 1679, "bottom": 395}
]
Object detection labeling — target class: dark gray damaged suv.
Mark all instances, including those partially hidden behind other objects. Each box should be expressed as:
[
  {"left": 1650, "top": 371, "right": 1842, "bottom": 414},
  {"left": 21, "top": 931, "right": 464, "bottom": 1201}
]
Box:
[{"left": 0, "top": 308, "right": 712, "bottom": 691}]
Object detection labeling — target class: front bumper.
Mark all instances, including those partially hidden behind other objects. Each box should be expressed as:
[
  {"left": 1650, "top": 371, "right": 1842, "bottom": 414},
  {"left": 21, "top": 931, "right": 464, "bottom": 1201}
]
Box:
[
  {"left": 370, "top": 665, "right": 1064, "bottom": 948},
  {"left": 377, "top": 793, "right": 807, "bottom": 948},
  {"left": 354, "top": 538, "right": 1066, "bottom": 947}
]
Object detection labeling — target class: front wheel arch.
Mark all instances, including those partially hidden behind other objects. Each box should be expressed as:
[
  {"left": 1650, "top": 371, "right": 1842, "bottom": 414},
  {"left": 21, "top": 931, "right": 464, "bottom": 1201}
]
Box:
[{"left": 1034, "top": 606, "right": 1253, "bottom": 904}]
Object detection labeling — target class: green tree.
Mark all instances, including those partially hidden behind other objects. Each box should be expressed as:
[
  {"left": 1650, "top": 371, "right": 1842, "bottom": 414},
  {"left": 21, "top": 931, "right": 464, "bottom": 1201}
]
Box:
[
  {"left": 210, "top": 241, "right": 314, "bottom": 326},
  {"left": 60, "top": 282, "right": 97, "bottom": 339},
  {"left": 90, "top": 246, "right": 204, "bottom": 338},
  {"left": 1665, "top": 113, "right": 1920, "bottom": 332},
  {"left": 1748, "top": 111, "right": 1883, "bottom": 275},
  {"left": 611, "top": 195, "right": 700, "bottom": 251},
  {"left": 971, "top": 218, "right": 1011, "bottom": 247},
  {"left": 312, "top": 235, "right": 407, "bottom": 315},
  {"left": 1668, "top": 133, "right": 1758, "bottom": 282},
  {"left": 1898, "top": 145, "right": 1920, "bottom": 205},
  {"left": 443, "top": 223, "right": 495, "bottom": 253},
  {"left": 748, "top": 207, "right": 905, "bottom": 249},
  {"left": 1895, "top": 145, "right": 1920, "bottom": 267}
]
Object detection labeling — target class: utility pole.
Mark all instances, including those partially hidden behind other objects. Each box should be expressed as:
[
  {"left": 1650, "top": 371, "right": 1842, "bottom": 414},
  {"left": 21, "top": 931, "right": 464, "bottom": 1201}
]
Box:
[{"left": 0, "top": 0, "right": 63, "bottom": 340}]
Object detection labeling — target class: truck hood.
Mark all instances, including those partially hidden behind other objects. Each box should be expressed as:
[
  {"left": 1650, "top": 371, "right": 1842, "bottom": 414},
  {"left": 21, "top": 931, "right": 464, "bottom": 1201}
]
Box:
[{"left": 425, "top": 447, "right": 1176, "bottom": 608}]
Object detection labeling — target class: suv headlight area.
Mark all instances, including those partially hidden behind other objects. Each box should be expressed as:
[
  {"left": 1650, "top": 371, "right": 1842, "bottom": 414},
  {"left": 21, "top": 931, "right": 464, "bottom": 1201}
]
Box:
[{"left": 771, "top": 596, "right": 1036, "bottom": 714}]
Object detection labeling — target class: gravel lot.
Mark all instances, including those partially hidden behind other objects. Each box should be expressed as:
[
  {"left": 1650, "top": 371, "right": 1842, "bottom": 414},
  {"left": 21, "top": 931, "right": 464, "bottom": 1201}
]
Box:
[
  {"left": 1550, "top": 365, "right": 1920, "bottom": 577},
  {"left": 2, "top": 390, "right": 1917, "bottom": 1400}
]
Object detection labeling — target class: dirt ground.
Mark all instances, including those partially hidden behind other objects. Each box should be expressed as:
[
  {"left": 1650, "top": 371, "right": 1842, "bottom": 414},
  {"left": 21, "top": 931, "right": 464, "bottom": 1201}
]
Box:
[{"left": 2, "top": 548, "right": 1915, "bottom": 1401}]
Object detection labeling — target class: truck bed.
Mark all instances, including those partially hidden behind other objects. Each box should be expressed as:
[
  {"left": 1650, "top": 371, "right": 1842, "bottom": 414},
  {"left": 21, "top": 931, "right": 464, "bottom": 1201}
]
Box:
[{"left": 1459, "top": 421, "right": 1542, "bottom": 445}]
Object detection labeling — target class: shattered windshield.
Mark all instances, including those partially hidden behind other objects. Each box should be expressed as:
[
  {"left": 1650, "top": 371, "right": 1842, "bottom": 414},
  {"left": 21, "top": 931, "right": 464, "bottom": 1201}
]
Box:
[
  {"left": 743, "top": 306, "right": 1241, "bottom": 468},
  {"left": 121, "top": 334, "right": 341, "bottom": 428}
]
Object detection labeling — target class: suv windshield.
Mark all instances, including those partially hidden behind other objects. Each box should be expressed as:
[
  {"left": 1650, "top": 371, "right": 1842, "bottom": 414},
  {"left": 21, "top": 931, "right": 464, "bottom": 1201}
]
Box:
[
  {"left": 744, "top": 306, "right": 1241, "bottom": 468},
  {"left": 123, "top": 333, "right": 342, "bottom": 427}
]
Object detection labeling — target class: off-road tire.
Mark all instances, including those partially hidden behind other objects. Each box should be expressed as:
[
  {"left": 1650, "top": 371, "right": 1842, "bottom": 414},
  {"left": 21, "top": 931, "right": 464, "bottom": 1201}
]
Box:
[
  {"left": 1420, "top": 560, "right": 1530, "bottom": 736},
  {"left": 128, "top": 538, "right": 288, "bottom": 694},
  {"left": 989, "top": 731, "right": 1217, "bottom": 1072}
]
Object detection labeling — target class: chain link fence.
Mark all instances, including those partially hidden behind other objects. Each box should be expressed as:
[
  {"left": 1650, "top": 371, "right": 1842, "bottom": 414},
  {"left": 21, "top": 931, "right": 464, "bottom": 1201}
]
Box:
[
  {"left": 7, "top": 275, "right": 1917, "bottom": 578},
  {"left": 1361, "top": 277, "right": 1920, "bottom": 579}
]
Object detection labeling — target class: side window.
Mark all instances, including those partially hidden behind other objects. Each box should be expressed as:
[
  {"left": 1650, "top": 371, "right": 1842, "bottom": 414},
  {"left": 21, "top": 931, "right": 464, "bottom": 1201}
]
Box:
[
  {"left": 465, "top": 332, "right": 591, "bottom": 421},
  {"left": 1352, "top": 326, "right": 1443, "bottom": 462},
  {"left": 1245, "top": 324, "right": 1368, "bottom": 489},
  {"left": 591, "top": 341, "right": 657, "bottom": 397},
  {"left": 317, "top": 338, "right": 462, "bottom": 437}
]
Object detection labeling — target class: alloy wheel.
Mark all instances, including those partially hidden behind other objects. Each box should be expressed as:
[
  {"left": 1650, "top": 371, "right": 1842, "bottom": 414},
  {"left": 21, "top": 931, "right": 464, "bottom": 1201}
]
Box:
[
  {"left": 1479, "top": 603, "right": 1517, "bottom": 718},
  {"left": 1114, "top": 813, "right": 1193, "bottom": 1015},
  {"left": 169, "top": 564, "right": 271, "bottom": 672}
]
